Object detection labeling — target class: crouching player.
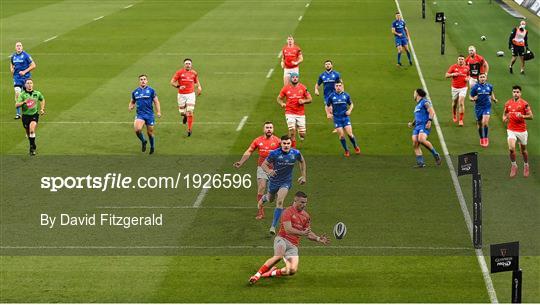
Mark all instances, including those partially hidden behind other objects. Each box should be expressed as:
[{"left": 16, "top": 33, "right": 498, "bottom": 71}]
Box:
[
  {"left": 325, "top": 81, "right": 361, "bottom": 157},
  {"left": 249, "top": 191, "right": 329, "bottom": 285},
  {"left": 129, "top": 74, "right": 161, "bottom": 154},
  {"left": 408, "top": 88, "right": 442, "bottom": 168}
]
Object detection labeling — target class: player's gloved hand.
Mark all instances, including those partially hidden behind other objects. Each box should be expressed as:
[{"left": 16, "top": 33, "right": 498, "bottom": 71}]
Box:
[{"left": 297, "top": 176, "right": 306, "bottom": 185}]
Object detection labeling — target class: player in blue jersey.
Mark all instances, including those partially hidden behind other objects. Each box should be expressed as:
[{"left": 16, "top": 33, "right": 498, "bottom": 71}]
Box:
[
  {"left": 408, "top": 89, "right": 441, "bottom": 168},
  {"left": 10, "top": 42, "right": 36, "bottom": 119},
  {"left": 469, "top": 73, "right": 498, "bottom": 148},
  {"left": 391, "top": 12, "right": 412, "bottom": 66},
  {"left": 325, "top": 82, "right": 361, "bottom": 157},
  {"left": 129, "top": 74, "right": 161, "bottom": 154},
  {"left": 315, "top": 60, "right": 342, "bottom": 133},
  {"left": 258, "top": 135, "right": 306, "bottom": 235}
]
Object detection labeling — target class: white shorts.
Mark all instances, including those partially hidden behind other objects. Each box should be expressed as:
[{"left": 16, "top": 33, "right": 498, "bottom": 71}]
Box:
[
  {"left": 451, "top": 87, "right": 467, "bottom": 100},
  {"left": 256, "top": 166, "right": 269, "bottom": 181},
  {"left": 177, "top": 93, "right": 196, "bottom": 113},
  {"left": 507, "top": 130, "right": 528, "bottom": 145},
  {"left": 468, "top": 77, "right": 478, "bottom": 88},
  {"left": 283, "top": 67, "right": 299, "bottom": 77},
  {"left": 285, "top": 114, "right": 306, "bottom": 131},
  {"left": 274, "top": 236, "right": 298, "bottom": 259}
]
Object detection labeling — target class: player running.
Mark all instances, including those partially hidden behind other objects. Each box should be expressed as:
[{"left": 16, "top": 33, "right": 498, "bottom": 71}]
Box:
[
  {"left": 391, "top": 12, "right": 412, "bottom": 66},
  {"left": 129, "top": 74, "right": 161, "bottom": 154},
  {"left": 470, "top": 73, "right": 498, "bottom": 148},
  {"left": 10, "top": 42, "right": 36, "bottom": 120},
  {"left": 14, "top": 79, "right": 45, "bottom": 156},
  {"left": 277, "top": 72, "right": 312, "bottom": 148},
  {"left": 233, "top": 121, "right": 281, "bottom": 203},
  {"left": 445, "top": 55, "right": 470, "bottom": 126},
  {"left": 249, "top": 191, "right": 330, "bottom": 285},
  {"left": 465, "top": 46, "right": 489, "bottom": 89},
  {"left": 408, "top": 89, "right": 442, "bottom": 168},
  {"left": 257, "top": 135, "right": 306, "bottom": 235},
  {"left": 503, "top": 85, "right": 533, "bottom": 178},
  {"left": 170, "top": 58, "right": 202, "bottom": 137},
  {"left": 325, "top": 81, "right": 361, "bottom": 157},
  {"left": 281, "top": 35, "right": 303, "bottom": 86},
  {"left": 315, "top": 60, "right": 341, "bottom": 133}
]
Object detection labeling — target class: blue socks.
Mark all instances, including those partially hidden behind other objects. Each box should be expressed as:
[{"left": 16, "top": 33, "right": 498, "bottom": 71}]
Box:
[
  {"left": 430, "top": 148, "right": 439, "bottom": 157},
  {"left": 348, "top": 135, "right": 358, "bottom": 148},
  {"left": 339, "top": 137, "right": 348, "bottom": 151},
  {"left": 149, "top": 135, "right": 155, "bottom": 148},
  {"left": 483, "top": 126, "right": 488, "bottom": 138},
  {"left": 406, "top": 51, "right": 412, "bottom": 63},
  {"left": 416, "top": 155, "right": 425, "bottom": 165},
  {"left": 397, "top": 52, "right": 402, "bottom": 64},
  {"left": 271, "top": 207, "right": 283, "bottom": 228},
  {"left": 16, "top": 107, "right": 21, "bottom": 115},
  {"left": 136, "top": 132, "right": 146, "bottom": 143}
]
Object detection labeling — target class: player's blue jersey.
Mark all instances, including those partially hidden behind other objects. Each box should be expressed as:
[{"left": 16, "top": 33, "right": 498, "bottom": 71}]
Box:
[
  {"left": 317, "top": 70, "right": 341, "bottom": 100},
  {"left": 392, "top": 19, "right": 407, "bottom": 36},
  {"left": 265, "top": 148, "right": 303, "bottom": 185},
  {"left": 414, "top": 98, "right": 432, "bottom": 125},
  {"left": 10, "top": 51, "right": 33, "bottom": 85},
  {"left": 326, "top": 91, "right": 351, "bottom": 117},
  {"left": 132, "top": 86, "right": 156, "bottom": 116},
  {"left": 470, "top": 83, "right": 493, "bottom": 108}
]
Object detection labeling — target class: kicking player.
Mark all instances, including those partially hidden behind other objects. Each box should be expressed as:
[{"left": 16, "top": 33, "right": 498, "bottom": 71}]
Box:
[
  {"left": 470, "top": 73, "right": 498, "bottom": 148},
  {"left": 10, "top": 42, "right": 36, "bottom": 119},
  {"left": 325, "top": 81, "right": 361, "bottom": 157},
  {"left": 445, "top": 55, "right": 470, "bottom": 126},
  {"left": 14, "top": 79, "right": 45, "bottom": 156},
  {"left": 129, "top": 74, "right": 161, "bottom": 154},
  {"left": 503, "top": 85, "right": 533, "bottom": 178},
  {"left": 408, "top": 88, "right": 442, "bottom": 168},
  {"left": 258, "top": 135, "right": 306, "bottom": 235},
  {"left": 249, "top": 191, "right": 330, "bottom": 285},
  {"left": 277, "top": 72, "right": 312, "bottom": 148},
  {"left": 391, "top": 12, "right": 412, "bottom": 66},
  {"left": 170, "top": 58, "right": 202, "bottom": 137},
  {"left": 465, "top": 46, "right": 489, "bottom": 89},
  {"left": 281, "top": 35, "right": 303, "bottom": 86},
  {"left": 233, "top": 121, "right": 281, "bottom": 203}
]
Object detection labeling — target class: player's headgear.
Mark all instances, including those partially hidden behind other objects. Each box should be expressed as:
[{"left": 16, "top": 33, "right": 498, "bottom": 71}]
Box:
[
  {"left": 289, "top": 72, "right": 299, "bottom": 78},
  {"left": 416, "top": 88, "right": 427, "bottom": 98}
]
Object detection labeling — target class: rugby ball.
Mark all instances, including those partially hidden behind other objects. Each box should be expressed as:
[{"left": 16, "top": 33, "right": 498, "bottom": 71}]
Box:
[
  {"left": 496, "top": 51, "right": 505, "bottom": 57},
  {"left": 467, "top": 1, "right": 473, "bottom": 4},
  {"left": 480, "top": 35, "right": 486, "bottom": 41},
  {"left": 333, "top": 222, "right": 347, "bottom": 240}
]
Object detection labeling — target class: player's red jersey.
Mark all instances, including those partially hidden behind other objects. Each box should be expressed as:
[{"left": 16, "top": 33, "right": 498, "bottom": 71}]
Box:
[
  {"left": 282, "top": 45, "right": 302, "bottom": 69},
  {"left": 279, "top": 83, "right": 310, "bottom": 115},
  {"left": 504, "top": 98, "right": 531, "bottom": 132},
  {"left": 278, "top": 206, "right": 311, "bottom": 246},
  {"left": 172, "top": 69, "right": 199, "bottom": 94},
  {"left": 465, "top": 54, "right": 486, "bottom": 79},
  {"left": 447, "top": 64, "right": 470, "bottom": 88},
  {"left": 249, "top": 135, "right": 281, "bottom": 166}
]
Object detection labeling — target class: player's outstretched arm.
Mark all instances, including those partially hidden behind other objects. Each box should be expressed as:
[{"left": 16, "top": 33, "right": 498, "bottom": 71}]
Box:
[
  {"left": 233, "top": 148, "right": 254, "bottom": 168},
  {"left": 284, "top": 221, "right": 310, "bottom": 236},
  {"left": 307, "top": 232, "right": 330, "bottom": 245}
]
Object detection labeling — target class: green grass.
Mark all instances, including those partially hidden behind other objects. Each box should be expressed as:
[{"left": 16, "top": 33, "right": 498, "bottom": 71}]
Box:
[{"left": 1, "top": 0, "right": 538, "bottom": 302}]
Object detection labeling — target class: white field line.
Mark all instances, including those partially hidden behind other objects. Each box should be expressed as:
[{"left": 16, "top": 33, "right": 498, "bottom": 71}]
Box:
[
  {"left": 94, "top": 16, "right": 104, "bottom": 21},
  {"left": 192, "top": 188, "right": 209, "bottom": 208},
  {"left": 0, "top": 245, "right": 471, "bottom": 250},
  {"left": 43, "top": 36, "right": 58, "bottom": 43},
  {"left": 124, "top": 4, "right": 134, "bottom": 9},
  {"left": 266, "top": 68, "right": 274, "bottom": 78},
  {"left": 277, "top": 50, "right": 282, "bottom": 58},
  {"left": 298, "top": 15, "right": 303, "bottom": 21},
  {"left": 97, "top": 206, "right": 254, "bottom": 209},
  {"left": 0, "top": 52, "right": 382, "bottom": 57},
  {"left": 305, "top": 3, "right": 310, "bottom": 7},
  {"left": 0, "top": 121, "right": 405, "bottom": 126},
  {"left": 236, "top": 116, "right": 249, "bottom": 131},
  {"left": 394, "top": 0, "right": 498, "bottom": 303}
]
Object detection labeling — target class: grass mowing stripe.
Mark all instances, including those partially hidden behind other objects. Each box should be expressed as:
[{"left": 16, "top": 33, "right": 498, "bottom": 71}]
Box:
[{"left": 395, "top": 0, "right": 499, "bottom": 303}]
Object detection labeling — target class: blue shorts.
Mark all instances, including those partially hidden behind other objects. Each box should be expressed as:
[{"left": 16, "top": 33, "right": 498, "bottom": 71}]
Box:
[
  {"left": 333, "top": 116, "right": 351, "bottom": 129},
  {"left": 13, "top": 76, "right": 29, "bottom": 87},
  {"left": 395, "top": 36, "right": 408, "bottom": 47},
  {"left": 135, "top": 114, "right": 155, "bottom": 126},
  {"left": 268, "top": 180, "right": 292, "bottom": 195},
  {"left": 413, "top": 124, "right": 430, "bottom": 136},
  {"left": 474, "top": 105, "right": 491, "bottom": 121}
]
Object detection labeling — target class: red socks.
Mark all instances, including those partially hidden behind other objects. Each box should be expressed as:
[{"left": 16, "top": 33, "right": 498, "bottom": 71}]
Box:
[
  {"left": 291, "top": 139, "right": 296, "bottom": 148},
  {"left": 510, "top": 151, "right": 516, "bottom": 162},
  {"left": 257, "top": 264, "right": 270, "bottom": 275},
  {"left": 522, "top": 151, "right": 528, "bottom": 163},
  {"left": 459, "top": 113, "right": 464, "bottom": 121},
  {"left": 187, "top": 115, "right": 194, "bottom": 130}
]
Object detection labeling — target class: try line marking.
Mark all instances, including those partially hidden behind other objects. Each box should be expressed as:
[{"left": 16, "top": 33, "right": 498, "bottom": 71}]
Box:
[
  {"left": 124, "top": 4, "right": 133, "bottom": 9},
  {"left": 93, "top": 16, "right": 104, "bottom": 21},
  {"left": 43, "top": 36, "right": 57, "bottom": 43},
  {"left": 266, "top": 68, "right": 274, "bottom": 78},
  {"left": 236, "top": 116, "right": 249, "bottom": 131},
  {"left": 394, "top": 0, "right": 498, "bottom": 303}
]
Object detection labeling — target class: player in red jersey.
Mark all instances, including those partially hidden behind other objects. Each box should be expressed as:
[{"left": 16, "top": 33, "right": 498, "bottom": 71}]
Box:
[
  {"left": 249, "top": 191, "right": 330, "bottom": 285},
  {"left": 234, "top": 121, "right": 281, "bottom": 209},
  {"left": 277, "top": 72, "right": 312, "bottom": 148},
  {"left": 281, "top": 35, "right": 303, "bottom": 86},
  {"left": 465, "top": 46, "right": 489, "bottom": 89},
  {"left": 445, "top": 55, "right": 470, "bottom": 126},
  {"left": 503, "top": 85, "right": 533, "bottom": 178},
  {"left": 170, "top": 58, "right": 202, "bottom": 137}
]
